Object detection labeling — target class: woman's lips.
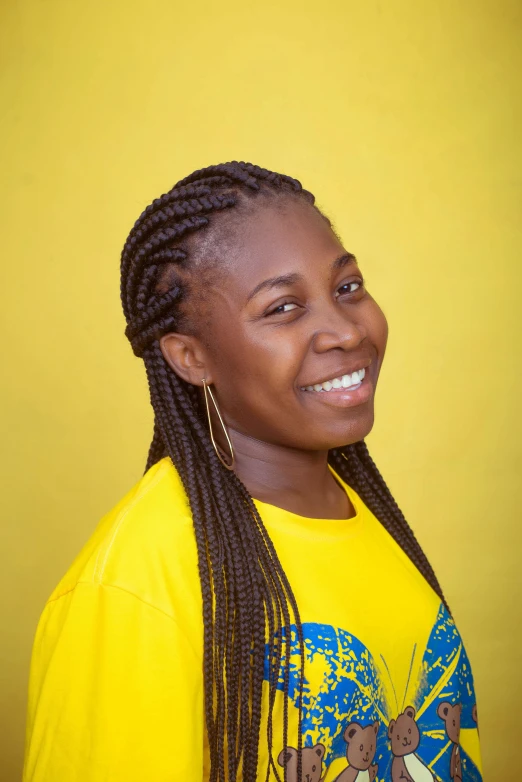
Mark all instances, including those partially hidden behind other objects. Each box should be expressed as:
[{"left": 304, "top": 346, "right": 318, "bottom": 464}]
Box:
[{"left": 299, "top": 368, "right": 373, "bottom": 409}]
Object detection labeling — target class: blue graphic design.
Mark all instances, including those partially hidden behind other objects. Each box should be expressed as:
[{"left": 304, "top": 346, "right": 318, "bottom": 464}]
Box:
[{"left": 263, "top": 604, "right": 481, "bottom": 781}]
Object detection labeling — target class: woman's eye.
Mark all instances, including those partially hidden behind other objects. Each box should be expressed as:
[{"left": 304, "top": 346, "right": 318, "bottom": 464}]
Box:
[
  {"left": 267, "top": 301, "right": 299, "bottom": 316},
  {"left": 336, "top": 280, "right": 364, "bottom": 297}
]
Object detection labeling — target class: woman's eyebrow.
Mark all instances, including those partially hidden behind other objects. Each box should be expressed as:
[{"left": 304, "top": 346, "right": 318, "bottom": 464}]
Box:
[
  {"left": 246, "top": 272, "right": 302, "bottom": 303},
  {"left": 246, "top": 253, "right": 357, "bottom": 303},
  {"left": 333, "top": 252, "right": 357, "bottom": 270}
]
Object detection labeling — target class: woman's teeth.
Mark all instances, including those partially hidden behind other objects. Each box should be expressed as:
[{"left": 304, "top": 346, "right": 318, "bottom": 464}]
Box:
[{"left": 301, "top": 367, "right": 365, "bottom": 392}]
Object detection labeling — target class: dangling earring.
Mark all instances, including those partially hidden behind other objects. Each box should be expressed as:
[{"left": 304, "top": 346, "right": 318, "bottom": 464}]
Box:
[{"left": 202, "top": 379, "right": 235, "bottom": 470}]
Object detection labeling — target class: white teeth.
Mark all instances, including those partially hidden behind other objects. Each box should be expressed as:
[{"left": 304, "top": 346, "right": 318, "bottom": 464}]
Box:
[{"left": 301, "top": 366, "right": 366, "bottom": 392}]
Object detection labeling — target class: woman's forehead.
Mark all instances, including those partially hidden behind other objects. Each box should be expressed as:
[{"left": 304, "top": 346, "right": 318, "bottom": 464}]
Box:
[{"left": 220, "top": 200, "right": 346, "bottom": 292}]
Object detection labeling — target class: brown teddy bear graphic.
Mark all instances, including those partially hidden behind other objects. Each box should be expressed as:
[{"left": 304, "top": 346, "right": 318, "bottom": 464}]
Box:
[
  {"left": 437, "top": 702, "right": 463, "bottom": 782},
  {"left": 277, "top": 743, "right": 325, "bottom": 782},
  {"left": 333, "top": 721, "right": 379, "bottom": 782},
  {"left": 388, "top": 706, "right": 434, "bottom": 782}
]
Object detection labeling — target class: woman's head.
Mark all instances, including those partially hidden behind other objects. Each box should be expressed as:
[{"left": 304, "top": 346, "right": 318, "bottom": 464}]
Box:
[
  {"left": 120, "top": 162, "right": 444, "bottom": 782},
  {"left": 122, "top": 162, "right": 388, "bottom": 455}
]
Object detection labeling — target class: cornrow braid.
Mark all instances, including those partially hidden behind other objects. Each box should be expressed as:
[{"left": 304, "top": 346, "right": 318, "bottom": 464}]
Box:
[{"left": 120, "top": 161, "right": 447, "bottom": 782}]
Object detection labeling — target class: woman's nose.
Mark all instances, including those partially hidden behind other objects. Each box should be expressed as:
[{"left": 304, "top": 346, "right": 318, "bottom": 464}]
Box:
[{"left": 311, "top": 304, "right": 367, "bottom": 352}]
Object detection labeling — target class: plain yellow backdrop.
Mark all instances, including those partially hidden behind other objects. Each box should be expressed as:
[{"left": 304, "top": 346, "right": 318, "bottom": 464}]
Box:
[{"left": 1, "top": 0, "right": 521, "bottom": 778}]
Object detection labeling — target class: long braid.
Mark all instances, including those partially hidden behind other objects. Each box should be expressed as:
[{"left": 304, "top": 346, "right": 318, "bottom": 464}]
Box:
[{"left": 120, "top": 161, "right": 446, "bottom": 782}]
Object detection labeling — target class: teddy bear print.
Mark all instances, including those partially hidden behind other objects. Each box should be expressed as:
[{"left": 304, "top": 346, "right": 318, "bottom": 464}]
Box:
[
  {"left": 437, "top": 702, "right": 463, "bottom": 782},
  {"left": 333, "top": 721, "right": 379, "bottom": 782},
  {"left": 388, "top": 706, "right": 434, "bottom": 782},
  {"left": 277, "top": 743, "right": 325, "bottom": 782}
]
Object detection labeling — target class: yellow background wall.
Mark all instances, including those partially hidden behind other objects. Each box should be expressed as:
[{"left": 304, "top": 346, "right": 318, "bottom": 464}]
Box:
[{"left": 1, "top": 0, "right": 520, "bottom": 778}]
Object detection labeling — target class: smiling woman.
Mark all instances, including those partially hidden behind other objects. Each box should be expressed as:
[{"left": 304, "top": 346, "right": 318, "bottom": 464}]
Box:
[{"left": 23, "top": 162, "right": 483, "bottom": 782}]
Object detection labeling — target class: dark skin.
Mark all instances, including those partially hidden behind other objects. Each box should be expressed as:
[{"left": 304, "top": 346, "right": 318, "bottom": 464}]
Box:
[{"left": 160, "top": 199, "right": 388, "bottom": 520}]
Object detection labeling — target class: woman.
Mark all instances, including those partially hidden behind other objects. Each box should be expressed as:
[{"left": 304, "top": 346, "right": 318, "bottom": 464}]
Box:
[{"left": 23, "top": 162, "right": 483, "bottom": 782}]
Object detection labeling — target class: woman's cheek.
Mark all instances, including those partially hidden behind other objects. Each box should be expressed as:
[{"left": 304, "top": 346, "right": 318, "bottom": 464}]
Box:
[{"left": 366, "top": 299, "right": 388, "bottom": 356}]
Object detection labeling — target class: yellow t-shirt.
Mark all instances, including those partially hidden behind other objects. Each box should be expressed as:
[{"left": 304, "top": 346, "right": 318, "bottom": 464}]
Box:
[{"left": 23, "top": 456, "right": 483, "bottom": 782}]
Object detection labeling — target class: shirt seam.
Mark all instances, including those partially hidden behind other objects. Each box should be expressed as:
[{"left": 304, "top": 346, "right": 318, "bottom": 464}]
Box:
[
  {"left": 93, "top": 459, "right": 173, "bottom": 583},
  {"left": 45, "top": 579, "right": 201, "bottom": 658}
]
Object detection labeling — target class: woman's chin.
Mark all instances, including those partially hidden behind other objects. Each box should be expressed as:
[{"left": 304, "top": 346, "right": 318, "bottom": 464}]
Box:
[{"left": 297, "top": 411, "right": 375, "bottom": 452}]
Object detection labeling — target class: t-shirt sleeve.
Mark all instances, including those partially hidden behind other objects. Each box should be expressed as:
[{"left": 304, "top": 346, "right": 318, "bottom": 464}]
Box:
[{"left": 23, "top": 581, "right": 204, "bottom": 782}]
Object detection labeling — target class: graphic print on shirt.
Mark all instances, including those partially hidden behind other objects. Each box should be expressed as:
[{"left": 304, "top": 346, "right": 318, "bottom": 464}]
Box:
[
  {"left": 263, "top": 604, "right": 481, "bottom": 782},
  {"left": 388, "top": 706, "right": 433, "bottom": 782},
  {"left": 335, "top": 721, "right": 379, "bottom": 782},
  {"left": 277, "top": 744, "right": 325, "bottom": 782},
  {"left": 437, "top": 703, "right": 462, "bottom": 782}
]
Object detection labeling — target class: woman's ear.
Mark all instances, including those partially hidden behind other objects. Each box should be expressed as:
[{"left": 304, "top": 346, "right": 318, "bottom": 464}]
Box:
[{"left": 159, "top": 332, "right": 211, "bottom": 386}]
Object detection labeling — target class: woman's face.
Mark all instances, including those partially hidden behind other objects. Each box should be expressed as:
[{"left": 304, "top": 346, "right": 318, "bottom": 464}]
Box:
[{"left": 169, "top": 198, "right": 388, "bottom": 452}]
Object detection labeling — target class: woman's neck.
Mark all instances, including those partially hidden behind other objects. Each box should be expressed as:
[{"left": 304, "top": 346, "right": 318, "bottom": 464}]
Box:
[{"left": 228, "top": 428, "right": 353, "bottom": 520}]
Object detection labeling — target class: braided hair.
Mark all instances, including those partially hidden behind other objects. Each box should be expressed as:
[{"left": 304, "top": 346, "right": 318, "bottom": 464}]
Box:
[{"left": 120, "top": 161, "right": 447, "bottom": 782}]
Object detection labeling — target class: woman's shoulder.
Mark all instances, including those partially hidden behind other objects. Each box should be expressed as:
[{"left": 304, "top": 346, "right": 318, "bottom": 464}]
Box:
[{"left": 47, "top": 457, "right": 198, "bottom": 615}]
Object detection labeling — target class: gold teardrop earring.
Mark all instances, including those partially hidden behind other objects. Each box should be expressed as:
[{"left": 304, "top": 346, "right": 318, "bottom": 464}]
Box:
[{"left": 202, "top": 378, "right": 235, "bottom": 470}]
